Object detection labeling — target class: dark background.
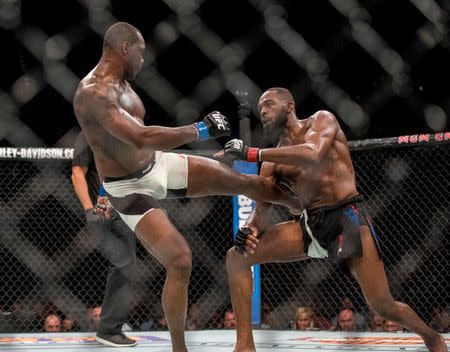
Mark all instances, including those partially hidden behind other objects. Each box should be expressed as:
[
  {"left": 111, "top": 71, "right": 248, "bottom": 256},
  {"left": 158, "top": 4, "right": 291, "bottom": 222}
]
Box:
[
  {"left": 1, "top": 0, "right": 449, "bottom": 148},
  {"left": 0, "top": 0, "right": 449, "bottom": 332}
]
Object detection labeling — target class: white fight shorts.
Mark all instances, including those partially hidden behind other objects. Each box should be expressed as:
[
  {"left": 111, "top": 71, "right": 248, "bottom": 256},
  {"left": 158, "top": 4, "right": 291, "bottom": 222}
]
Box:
[{"left": 103, "top": 151, "right": 188, "bottom": 231}]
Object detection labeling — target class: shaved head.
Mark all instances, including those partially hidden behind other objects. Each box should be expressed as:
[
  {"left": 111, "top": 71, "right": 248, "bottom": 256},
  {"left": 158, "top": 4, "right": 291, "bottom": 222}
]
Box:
[
  {"left": 102, "top": 22, "right": 145, "bottom": 80},
  {"left": 103, "top": 22, "right": 141, "bottom": 50}
]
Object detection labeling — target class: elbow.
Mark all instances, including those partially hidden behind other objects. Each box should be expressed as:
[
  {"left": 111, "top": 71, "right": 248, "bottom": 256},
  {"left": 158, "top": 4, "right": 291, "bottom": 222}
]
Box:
[
  {"left": 305, "top": 143, "right": 323, "bottom": 165},
  {"left": 298, "top": 146, "right": 320, "bottom": 166},
  {"left": 134, "top": 127, "right": 162, "bottom": 149},
  {"left": 71, "top": 168, "right": 78, "bottom": 181},
  {"left": 130, "top": 130, "right": 146, "bottom": 149},
  {"left": 134, "top": 128, "right": 168, "bottom": 150},
  {"left": 132, "top": 139, "right": 144, "bottom": 149}
]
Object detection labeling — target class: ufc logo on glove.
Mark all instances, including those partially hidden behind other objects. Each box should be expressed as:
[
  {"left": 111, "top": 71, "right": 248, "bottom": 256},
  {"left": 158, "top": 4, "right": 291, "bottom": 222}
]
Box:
[
  {"left": 211, "top": 112, "right": 226, "bottom": 130},
  {"left": 232, "top": 139, "right": 243, "bottom": 149}
]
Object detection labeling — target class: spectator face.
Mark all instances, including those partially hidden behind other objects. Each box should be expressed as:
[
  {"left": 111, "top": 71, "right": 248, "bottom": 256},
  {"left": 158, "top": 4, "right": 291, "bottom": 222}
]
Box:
[
  {"left": 188, "top": 304, "right": 201, "bottom": 321},
  {"left": 384, "top": 320, "right": 402, "bottom": 332},
  {"left": 262, "top": 302, "right": 271, "bottom": 315},
  {"left": 262, "top": 302, "right": 272, "bottom": 324},
  {"left": 89, "top": 306, "right": 102, "bottom": 328},
  {"left": 62, "top": 317, "right": 75, "bottom": 331},
  {"left": 186, "top": 305, "right": 200, "bottom": 330},
  {"left": 338, "top": 309, "right": 355, "bottom": 331},
  {"left": 223, "top": 311, "right": 236, "bottom": 329},
  {"left": 432, "top": 306, "right": 443, "bottom": 315},
  {"left": 44, "top": 315, "right": 61, "bottom": 332},
  {"left": 186, "top": 319, "right": 198, "bottom": 331},
  {"left": 158, "top": 316, "right": 167, "bottom": 327},
  {"left": 296, "top": 312, "right": 313, "bottom": 330}
]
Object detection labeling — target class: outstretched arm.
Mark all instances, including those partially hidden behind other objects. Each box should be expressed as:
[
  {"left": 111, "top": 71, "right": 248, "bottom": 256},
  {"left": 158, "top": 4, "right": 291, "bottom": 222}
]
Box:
[
  {"left": 224, "top": 111, "right": 340, "bottom": 166},
  {"left": 260, "top": 111, "right": 338, "bottom": 165},
  {"left": 75, "top": 88, "right": 230, "bottom": 150}
]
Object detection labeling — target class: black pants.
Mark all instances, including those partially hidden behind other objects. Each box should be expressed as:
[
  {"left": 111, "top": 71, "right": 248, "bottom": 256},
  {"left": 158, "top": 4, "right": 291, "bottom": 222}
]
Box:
[{"left": 88, "top": 213, "right": 136, "bottom": 334}]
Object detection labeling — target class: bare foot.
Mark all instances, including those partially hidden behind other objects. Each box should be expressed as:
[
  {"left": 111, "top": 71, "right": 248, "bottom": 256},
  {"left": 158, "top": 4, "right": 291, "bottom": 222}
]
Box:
[{"left": 424, "top": 333, "right": 447, "bottom": 352}]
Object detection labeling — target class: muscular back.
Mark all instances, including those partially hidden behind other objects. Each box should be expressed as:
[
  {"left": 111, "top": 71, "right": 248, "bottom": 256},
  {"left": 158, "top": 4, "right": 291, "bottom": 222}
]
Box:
[
  {"left": 73, "top": 69, "right": 153, "bottom": 179},
  {"left": 267, "top": 111, "right": 357, "bottom": 209}
]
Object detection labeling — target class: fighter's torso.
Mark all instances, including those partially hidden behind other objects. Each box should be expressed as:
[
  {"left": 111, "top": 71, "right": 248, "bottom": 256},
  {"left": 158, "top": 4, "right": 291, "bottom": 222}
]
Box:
[
  {"left": 73, "top": 69, "right": 153, "bottom": 179},
  {"left": 271, "top": 114, "right": 358, "bottom": 209}
]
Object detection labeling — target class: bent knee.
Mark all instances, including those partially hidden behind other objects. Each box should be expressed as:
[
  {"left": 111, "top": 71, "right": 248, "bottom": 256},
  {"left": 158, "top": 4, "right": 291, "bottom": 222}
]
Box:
[
  {"left": 166, "top": 250, "right": 192, "bottom": 277},
  {"left": 226, "top": 247, "right": 239, "bottom": 263},
  {"left": 226, "top": 246, "right": 250, "bottom": 268}
]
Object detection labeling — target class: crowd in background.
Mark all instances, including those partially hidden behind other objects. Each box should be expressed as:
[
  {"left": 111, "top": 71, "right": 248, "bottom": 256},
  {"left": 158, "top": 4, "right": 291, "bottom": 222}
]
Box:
[{"left": 1, "top": 296, "right": 448, "bottom": 333}]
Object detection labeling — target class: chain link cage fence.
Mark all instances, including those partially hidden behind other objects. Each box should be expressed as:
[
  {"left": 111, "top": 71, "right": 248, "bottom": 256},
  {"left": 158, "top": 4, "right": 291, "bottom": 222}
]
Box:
[
  {"left": 0, "top": 136, "right": 449, "bottom": 333},
  {"left": 0, "top": 0, "right": 449, "bottom": 335}
]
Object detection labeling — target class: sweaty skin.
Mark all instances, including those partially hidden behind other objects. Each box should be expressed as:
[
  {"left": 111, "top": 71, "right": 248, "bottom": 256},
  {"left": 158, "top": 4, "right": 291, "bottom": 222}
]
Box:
[
  {"left": 244, "top": 90, "right": 358, "bottom": 232},
  {"left": 73, "top": 61, "right": 198, "bottom": 180},
  {"left": 74, "top": 23, "right": 302, "bottom": 352},
  {"left": 260, "top": 110, "right": 357, "bottom": 210},
  {"left": 225, "top": 88, "right": 447, "bottom": 352},
  {"left": 74, "top": 75, "right": 150, "bottom": 179}
]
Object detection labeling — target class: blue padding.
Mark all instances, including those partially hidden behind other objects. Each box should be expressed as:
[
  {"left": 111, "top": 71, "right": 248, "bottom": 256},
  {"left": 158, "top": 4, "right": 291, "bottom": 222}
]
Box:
[
  {"left": 194, "top": 122, "right": 210, "bottom": 141},
  {"left": 98, "top": 184, "right": 107, "bottom": 196}
]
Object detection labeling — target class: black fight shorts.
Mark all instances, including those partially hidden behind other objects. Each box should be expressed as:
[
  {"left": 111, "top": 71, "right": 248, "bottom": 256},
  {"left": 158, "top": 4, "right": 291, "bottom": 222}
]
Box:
[{"left": 299, "top": 195, "right": 382, "bottom": 265}]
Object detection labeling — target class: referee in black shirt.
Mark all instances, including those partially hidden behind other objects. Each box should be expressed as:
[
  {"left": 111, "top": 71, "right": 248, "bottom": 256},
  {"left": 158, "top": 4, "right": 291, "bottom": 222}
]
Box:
[{"left": 71, "top": 131, "right": 137, "bottom": 347}]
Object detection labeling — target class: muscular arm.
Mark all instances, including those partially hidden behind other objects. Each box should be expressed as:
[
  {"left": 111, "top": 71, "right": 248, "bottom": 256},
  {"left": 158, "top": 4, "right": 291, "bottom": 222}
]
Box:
[
  {"left": 76, "top": 89, "right": 199, "bottom": 150},
  {"left": 71, "top": 165, "right": 94, "bottom": 211},
  {"left": 245, "top": 162, "right": 275, "bottom": 234},
  {"left": 260, "top": 111, "right": 339, "bottom": 166}
]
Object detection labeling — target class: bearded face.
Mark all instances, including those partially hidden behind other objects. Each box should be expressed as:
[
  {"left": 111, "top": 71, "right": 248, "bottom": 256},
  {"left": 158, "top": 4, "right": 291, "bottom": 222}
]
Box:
[
  {"left": 258, "top": 91, "right": 289, "bottom": 144},
  {"left": 262, "top": 109, "right": 288, "bottom": 144}
]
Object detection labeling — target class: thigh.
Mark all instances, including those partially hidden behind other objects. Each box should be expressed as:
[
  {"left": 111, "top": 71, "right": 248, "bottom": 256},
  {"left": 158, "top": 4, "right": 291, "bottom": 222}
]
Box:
[
  {"left": 243, "top": 220, "right": 309, "bottom": 266},
  {"left": 186, "top": 155, "right": 246, "bottom": 197},
  {"left": 346, "top": 226, "right": 393, "bottom": 302},
  {"left": 134, "top": 208, "right": 191, "bottom": 266}
]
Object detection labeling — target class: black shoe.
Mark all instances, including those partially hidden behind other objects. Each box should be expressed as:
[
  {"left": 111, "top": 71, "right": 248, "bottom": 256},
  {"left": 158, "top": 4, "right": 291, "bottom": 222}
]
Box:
[{"left": 96, "top": 332, "right": 137, "bottom": 347}]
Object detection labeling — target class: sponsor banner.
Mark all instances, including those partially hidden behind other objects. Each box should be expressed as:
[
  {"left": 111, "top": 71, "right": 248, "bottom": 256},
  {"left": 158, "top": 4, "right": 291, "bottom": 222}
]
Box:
[
  {"left": 397, "top": 132, "right": 450, "bottom": 144},
  {"left": 0, "top": 147, "right": 74, "bottom": 160},
  {"left": 232, "top": 160, "right": 261, "bottom": 326},
  {"left": 349, "top": 132, "right": 450, "bottom": 151}
]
